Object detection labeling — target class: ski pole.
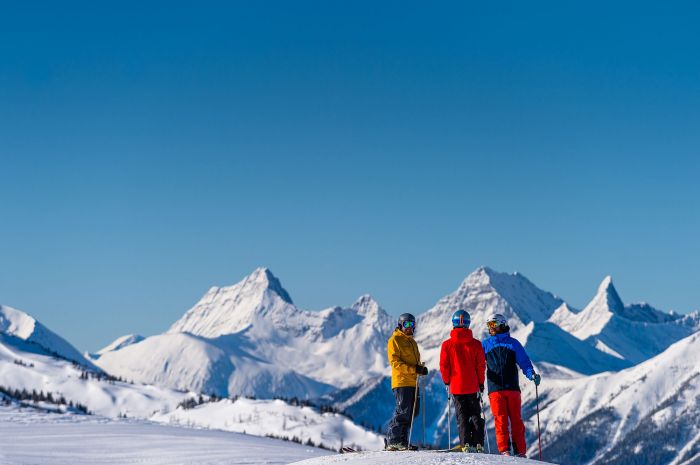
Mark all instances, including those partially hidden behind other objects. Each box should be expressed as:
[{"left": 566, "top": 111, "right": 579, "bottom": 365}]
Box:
[
  {"left": 479, "top": 392, "right": 491, "bottom": 454},
  {"left": 446, "top": 385, "right": 451, "bottom": 449},
  {"left": 536, "top": 383, "right": 542, "bottom": 461},
  {"left": 422, "top": 375, "right": 426, "bottom": 447},
  {"left": 408, "top": 367, "right": 421, "bottom": 449}
]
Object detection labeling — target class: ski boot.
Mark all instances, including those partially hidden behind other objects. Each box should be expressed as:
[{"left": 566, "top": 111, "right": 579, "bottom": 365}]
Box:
[{"left": 385, "top": 443, "right": 407, "bottom": 451}]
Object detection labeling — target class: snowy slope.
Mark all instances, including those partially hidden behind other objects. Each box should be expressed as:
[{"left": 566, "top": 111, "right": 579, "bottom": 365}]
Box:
[
  {"left": 538, "top": 331, "right": 700, "bottom": 465},
  {"left": 152, "top": 397, "right": 385, "bottom": 451},
  {"left": 95, "top": 268, "right": 395, "bottom": 397},
  {"left": 0, "top": 407, "right": 328, "bottom": 465},
  {"left": 512, "top": 321, "right": 631, "bottom": 375},
  {"left": 0, "top": 305, "right": 97, "bottom": 370},
  {"left": 0, "top": 332, "right": 188, "bottom": 418},
  {"left": 0, "top": 329, "right": 383, "bottom": 451},
  {"left": 549, "top": 277, "right": 696, "bottom": 364}
]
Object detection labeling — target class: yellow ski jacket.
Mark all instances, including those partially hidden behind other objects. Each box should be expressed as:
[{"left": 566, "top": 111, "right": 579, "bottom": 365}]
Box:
[{"left": 387, "top": 328, "right": 422, "bottom": 389}]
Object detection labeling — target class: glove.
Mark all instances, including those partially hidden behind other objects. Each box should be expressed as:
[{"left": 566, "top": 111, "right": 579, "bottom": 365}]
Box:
[
  {"left": 416, "top": 365, "right": 428, "bottom": 376},
  {"left": 479, "top": 384, "right": 484, "bottom": 393},
  {"left": 532, "top": 373, "right": 541, "bottom": 386}
]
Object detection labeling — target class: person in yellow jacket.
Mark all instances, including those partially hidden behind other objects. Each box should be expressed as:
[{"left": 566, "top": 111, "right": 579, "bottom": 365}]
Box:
[{"left": 385, "top": 313, "right": 428, "bottom": 451}]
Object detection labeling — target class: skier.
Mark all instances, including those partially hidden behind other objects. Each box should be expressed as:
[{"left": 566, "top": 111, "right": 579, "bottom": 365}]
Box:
[
  {"left": 439, "top": 309, "right": 486, "bottom": 453},
  {"left": 482, "top": 314, "right": 541, "bottom": 457},
  {"left": 385, "top": 313, "right": 428, "bottom": 451}
]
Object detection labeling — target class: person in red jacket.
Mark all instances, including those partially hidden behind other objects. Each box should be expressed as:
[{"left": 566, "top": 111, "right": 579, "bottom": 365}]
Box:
[{"left": 439, "top": 309, "right": 487, "bottom": 452}]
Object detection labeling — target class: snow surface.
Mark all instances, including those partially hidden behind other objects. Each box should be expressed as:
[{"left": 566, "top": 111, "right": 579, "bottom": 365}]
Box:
[
  {"left": 290, "top": 451, "right": 547, "bottom": 465},
  {"left": 0, "top": 407, "right": 328, "bottom": 465}
]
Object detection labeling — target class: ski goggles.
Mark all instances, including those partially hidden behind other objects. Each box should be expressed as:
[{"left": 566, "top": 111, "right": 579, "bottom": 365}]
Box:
[
  {"left": 487, "top": 320, "right": 500, "bottom": 329},
  {"left": 402, "top": 320, "right": 416, "bottom": 329}
]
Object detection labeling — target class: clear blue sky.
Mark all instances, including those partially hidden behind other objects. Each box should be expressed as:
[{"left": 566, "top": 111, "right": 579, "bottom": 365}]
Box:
[{"left": 1, "top": 1, "right": 698, "bottom": 351}]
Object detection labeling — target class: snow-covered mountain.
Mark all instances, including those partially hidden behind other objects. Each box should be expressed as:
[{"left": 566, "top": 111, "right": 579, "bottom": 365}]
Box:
[
  {"left": 0, "top": 305, "right": 98, "bottom": 370},
  {"left": 416, "top": 267, "right": 565, "bottom": 349},
  {"left": 0, "top": 304, "right": 382, "bottom": 451},
  {"left": 0, "top": 331, "right": 187, "bottom": 417},
  {"left": 414, "top": 267, "right": 633, "bottom": 375},
  {"left": 549, "top": 276, "right": 697, "bottom": 364},
  {"left": 328, "top": 267, "right": 698, "bottom": 453},
  {"left": 95, "top": 268, "right": 395, "bottom": 398},
  {"left": 5, "top": 265, "right": 696, "bottom": 464},
  {"left": 93, "top": 334, "right": 144, "bottom": 357},
  {"left": 538, "top": 331, "right": 700, "bottom": 465}
]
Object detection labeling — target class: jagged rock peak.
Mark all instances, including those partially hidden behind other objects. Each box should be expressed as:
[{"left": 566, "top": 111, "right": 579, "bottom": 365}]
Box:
[
  {"left": 237, "top": 267, "right": 293, "bottom": 304},
  {"left": 351, "top": 295, "right": 392, "bottom": 325},
  {"left": 594, "top": 275, "right": 624, "bottom": 313},
  {"left": 462, "top": 266, "right": 495, "bottom": 284},
  {"left": 352, "top": 294, "right": 379, "bottom": 312}
]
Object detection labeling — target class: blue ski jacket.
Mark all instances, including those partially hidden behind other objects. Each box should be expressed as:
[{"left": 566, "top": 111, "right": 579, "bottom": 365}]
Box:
[{"left": 481, "top": 332, "right": 535, "bottom": 393}]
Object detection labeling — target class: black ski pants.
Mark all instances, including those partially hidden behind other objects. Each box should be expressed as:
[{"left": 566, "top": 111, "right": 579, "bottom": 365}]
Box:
[
  {"left": 386, "top": 386, "right": 420, "bottom": 446},
  {"left": 453, "top": 393, "right": 484, "bottom": 448}
]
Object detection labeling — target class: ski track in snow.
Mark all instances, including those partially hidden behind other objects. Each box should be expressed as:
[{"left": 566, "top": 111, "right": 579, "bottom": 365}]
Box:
[{"left": 0, "top": 408, "right": 329, "bottom": 465}]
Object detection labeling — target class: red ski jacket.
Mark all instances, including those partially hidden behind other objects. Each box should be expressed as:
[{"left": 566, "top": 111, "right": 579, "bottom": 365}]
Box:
[{"left": 439, "top": 328, "right": 486, "bottom": 395}]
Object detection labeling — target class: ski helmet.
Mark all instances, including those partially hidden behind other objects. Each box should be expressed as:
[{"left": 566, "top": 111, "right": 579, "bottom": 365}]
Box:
[
  {"left": 486, "top": 314, "right": 508, "bottom": 332},
  {"left": 451, "top": 309, "right": 470, "bottom": 328},
  {"left": 397, "top": 313, "right": 416, "bottom": 330}
]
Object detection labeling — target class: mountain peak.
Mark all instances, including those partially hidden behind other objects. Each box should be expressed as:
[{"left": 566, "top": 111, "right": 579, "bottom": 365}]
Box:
[
  {"left": 594, "top": 275, "right": 624, "bottom": 313},
  {"left": 243, "top": 268, "right": 293, "bottom": 305},
  {"left": 351, "top": 294, "right": 386, "bottom": 319},
  {"left": 168, "top": 268, "right": 298, "bottom": 337}
]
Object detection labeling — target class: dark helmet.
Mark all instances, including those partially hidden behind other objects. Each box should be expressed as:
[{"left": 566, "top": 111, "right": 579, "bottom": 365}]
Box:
[
  {"left": 451, "top": 309, "right": 470, "bottom": 328},
  {"left": 397, "top": 313, "right": 416, "bottom": 330}
]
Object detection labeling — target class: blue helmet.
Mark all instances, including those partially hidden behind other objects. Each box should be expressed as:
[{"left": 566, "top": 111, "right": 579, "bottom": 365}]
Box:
[{"left": 451, "top": 309, "right": 470, "bottom": 328}]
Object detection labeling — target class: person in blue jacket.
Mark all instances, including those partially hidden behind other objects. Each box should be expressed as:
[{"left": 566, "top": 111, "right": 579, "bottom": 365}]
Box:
[{"left": 482, "top": 314, "right": 541, "bottom": 457}]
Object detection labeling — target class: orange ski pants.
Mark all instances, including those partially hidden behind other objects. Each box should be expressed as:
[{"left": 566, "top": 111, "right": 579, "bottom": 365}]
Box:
[{"left": 489, "top": 390, "right": 526, "bottom": 454}]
